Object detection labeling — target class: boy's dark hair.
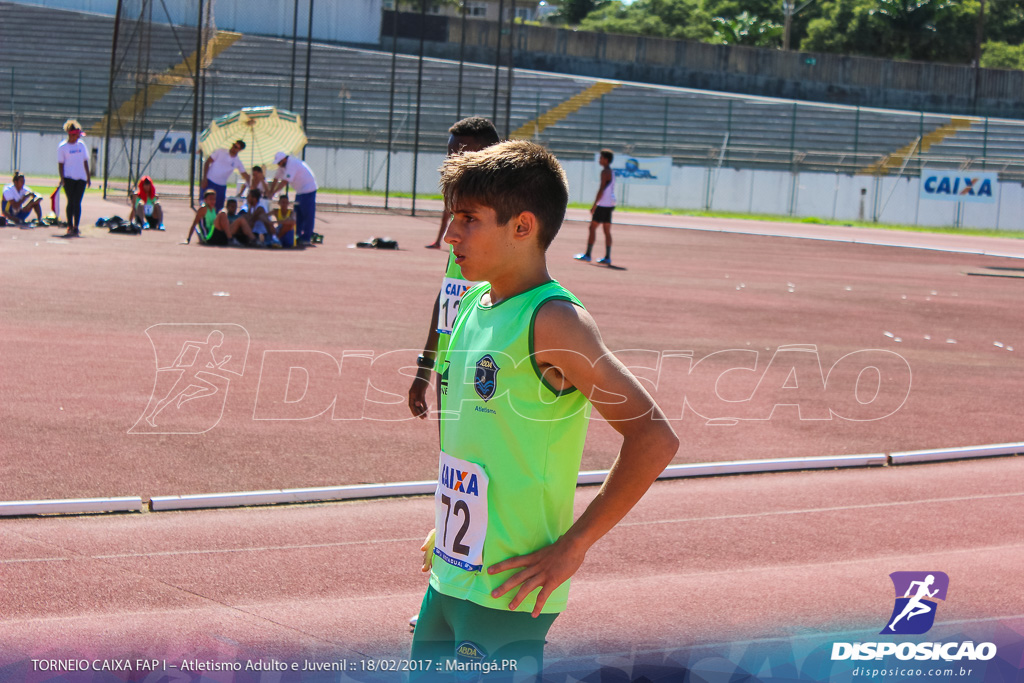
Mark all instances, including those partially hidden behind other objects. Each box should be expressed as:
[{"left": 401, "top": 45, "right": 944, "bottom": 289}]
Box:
[
  {"left": 252, "top": 165, "right": 262, "bottom": 174},
  {"left": 235, "top": 140, "right": 246, "bottom": 150},
  {"left": 248, "top": 188, "right": 262, "bottom": 199},
  {"left": 600, "top": 148, "right": 614, "bottom": 163},
  {"left": 440, "top": 140, "right": 568, "bottom": 250},
  {"left": 448, "top": 117, "right": 500, "bottom": 146}
]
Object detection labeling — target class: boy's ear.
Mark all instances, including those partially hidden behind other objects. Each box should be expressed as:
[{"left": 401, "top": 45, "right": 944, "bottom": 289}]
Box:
[{"left": 512, "top": 211, "right": 539, "bottom": 241}]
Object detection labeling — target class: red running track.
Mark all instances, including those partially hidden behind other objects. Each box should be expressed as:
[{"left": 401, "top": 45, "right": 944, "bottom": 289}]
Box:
[
  {"left": 1, "top": 192, "right": 1023, "bottom": 502},
  {"left": 1, "top": 457, "right": 1022, "bottom": 669}
]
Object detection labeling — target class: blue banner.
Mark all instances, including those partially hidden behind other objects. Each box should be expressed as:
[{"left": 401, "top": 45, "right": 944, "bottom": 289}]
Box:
[{"left": 920, "top": 169, "right": 998, "bottom": 204}]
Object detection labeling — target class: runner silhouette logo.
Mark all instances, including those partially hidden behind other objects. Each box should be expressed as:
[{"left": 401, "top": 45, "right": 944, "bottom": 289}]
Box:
[
  {"left": 131, "top": 324, "right": 250, "bottom": 434},
  {"left": 881, "top": 571, "right": 949, "bottom": 635}
]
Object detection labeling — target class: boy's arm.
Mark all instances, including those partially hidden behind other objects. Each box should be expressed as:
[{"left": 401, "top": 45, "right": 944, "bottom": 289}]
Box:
[
  {"left": 200, "top": 156, "right": 213, "bottom": 189},
  {"left": 591, "top": 168, "right": 611, "bottom": 212},
  {"left": 408, "top": 293, "right": 442, "bottom": 418},
  {"left": 488, "top": 300, "right": 679, "bottom": 617},
  {"left": 183, "top": 207, "right": 204, "bottom": 244},
  {"left": 268, "top": 166, "right": 288, "bottom": 198}
]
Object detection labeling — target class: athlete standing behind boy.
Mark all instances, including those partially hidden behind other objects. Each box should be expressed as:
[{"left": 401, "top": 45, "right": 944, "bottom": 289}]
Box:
[
  {"left": 410, "top": 140, "right": 679, "bottom": 679},
  {"left": 408, "top": 117, "right": 500, "bottom": 420},
  {"left": 575, "top": 148, "right": 616, "bottom": 265}
]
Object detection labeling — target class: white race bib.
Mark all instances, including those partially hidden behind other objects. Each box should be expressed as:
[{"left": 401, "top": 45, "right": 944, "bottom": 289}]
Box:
[
  {"left": 434, "top": 451, "right": 489, "bottom": 572},
  {"left": 437, "top": 277, "right": 479, "bottom": 335}
]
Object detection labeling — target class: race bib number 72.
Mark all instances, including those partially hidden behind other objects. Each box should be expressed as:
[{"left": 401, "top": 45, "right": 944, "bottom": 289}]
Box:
[{"left": 434, "top": 451, "right": 489, "bottom": 572}]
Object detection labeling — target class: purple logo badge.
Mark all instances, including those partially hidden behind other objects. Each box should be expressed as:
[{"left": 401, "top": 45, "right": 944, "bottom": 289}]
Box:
[{"left": 881, "top": 571, "right": 949, "bottom": 635}]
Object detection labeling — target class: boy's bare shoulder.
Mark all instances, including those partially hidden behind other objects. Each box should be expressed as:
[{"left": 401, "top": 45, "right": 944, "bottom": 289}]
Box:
[{"left": 533, "top": 299, "right": 604, "bottom": 358}]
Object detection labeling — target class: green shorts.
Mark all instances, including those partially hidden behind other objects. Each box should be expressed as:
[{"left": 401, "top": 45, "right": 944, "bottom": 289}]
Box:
[{"left": 410, "top": 586, "right": 558, "bottom": 682}]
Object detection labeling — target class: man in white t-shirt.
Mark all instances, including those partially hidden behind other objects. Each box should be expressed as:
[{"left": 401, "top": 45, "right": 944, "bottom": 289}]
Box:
[
  {"left": 2, "top": 173, "right": 44, "bottom": 224},
  {"left": 201, "top": 140, "right": 251, "bottom": 211},
  {"left": 268, "top": 151, "right": 318, "bottom": 247}
]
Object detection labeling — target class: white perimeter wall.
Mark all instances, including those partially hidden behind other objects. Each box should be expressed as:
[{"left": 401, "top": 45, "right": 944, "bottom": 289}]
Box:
[
  {"left": 7, "top": 0, "right": 382, "bottom": 45},
  {"left": 4, "top": 131, "right": 1021, "bottom": 231}
]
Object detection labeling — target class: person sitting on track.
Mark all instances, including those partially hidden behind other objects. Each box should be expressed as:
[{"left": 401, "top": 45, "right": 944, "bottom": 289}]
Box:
[
  {"left": 234, "top": 189, "right": 281, "bottom": 248},
  {"left": 2, "top": 172, "right": 44, "bottom": 224},
  {"left": 183, "top": 189, "right": 256, "bottom": 246},
  {"left": 128, "top": 176, "right": 164, "bottom": 230},
  {"left": 240, "top": 165, "right": 273, "bottom": 205},
  {"left": 224, "top": 197, "right": 241, "bottom": 225},
  {"left": 269, "top": 194, "right": 297, "bottom": 248}
]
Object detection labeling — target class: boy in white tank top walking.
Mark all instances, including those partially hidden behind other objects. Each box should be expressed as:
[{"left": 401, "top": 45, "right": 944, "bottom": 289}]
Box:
[{"left": 575, "top": 148, "right": 616, "bottom": 265}]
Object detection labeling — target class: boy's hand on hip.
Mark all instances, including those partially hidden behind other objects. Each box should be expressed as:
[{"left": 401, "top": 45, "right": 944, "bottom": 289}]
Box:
[
  {"left": 487, "top": 536, "right": 586, "bottom": 618},
  {"left": 420, "top": 528, "right": 436, "bottom": 572}
]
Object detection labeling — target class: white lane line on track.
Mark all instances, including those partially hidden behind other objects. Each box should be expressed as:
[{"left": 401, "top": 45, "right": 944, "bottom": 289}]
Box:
[
  {"left": 7, "top": 490, "right": 1023, "bottom": 565},
  {"left": 610, "top": 219, "right": 1024, "bottom": 261},
  {"left": 619, "top": 490, "right": 1024, "bottom": 528},
  {"left": 575, "top": 542, "right": 1024, "bottom": 582},
  {"left": 0, "top": 535, "right": 426, "bottom": 565},
  {"left": 0, "top": 590, "right": 433, "bottom": 628}
]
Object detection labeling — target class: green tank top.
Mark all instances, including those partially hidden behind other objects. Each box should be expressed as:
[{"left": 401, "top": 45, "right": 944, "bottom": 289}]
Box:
[
  {"left": 434, "top": 248, "right": 479, "bottom": 368},
  {"left": 431, "top": 280, "right": 592, "bottom": 614},
  {"left": 201, "top": 208, "right": 216, "bottom": 241}
]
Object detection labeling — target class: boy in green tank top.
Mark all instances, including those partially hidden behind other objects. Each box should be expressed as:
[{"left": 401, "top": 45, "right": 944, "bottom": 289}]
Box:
[{"left": 410, "top": 140, "right": 679, "bottom": 680}]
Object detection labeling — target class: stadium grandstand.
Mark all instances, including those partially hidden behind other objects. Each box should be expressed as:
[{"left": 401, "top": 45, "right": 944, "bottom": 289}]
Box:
[{"left": 4, "top": 0, "right": 1024, "bottom": 194}]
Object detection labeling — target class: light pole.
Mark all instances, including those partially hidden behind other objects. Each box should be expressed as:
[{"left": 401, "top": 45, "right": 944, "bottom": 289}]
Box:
[
  {"left": 783, "top": 0, "right": 793, "bottom": 51},
  {"left": 782, "top": 0, "right": 813, "bottom": 51}
]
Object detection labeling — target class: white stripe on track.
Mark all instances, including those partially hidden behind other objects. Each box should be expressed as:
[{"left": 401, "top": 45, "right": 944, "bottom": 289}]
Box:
[
  {"left": 619, "top": 489, "right": 1024, "bottom": 527},
  {"left": 0, "top": 535, "right": 425, "bottom": 565}
]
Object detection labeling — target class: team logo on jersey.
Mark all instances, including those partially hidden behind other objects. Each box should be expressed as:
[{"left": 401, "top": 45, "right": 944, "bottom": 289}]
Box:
[
  {"left": 474, "top": 354, "right": 499, "bottom": 402},
  {"left": 456, "top": 641, "right": 487, "bottom": 663},
  {"left": 881, "top": 571, "right": 949, "bottom": 635}
]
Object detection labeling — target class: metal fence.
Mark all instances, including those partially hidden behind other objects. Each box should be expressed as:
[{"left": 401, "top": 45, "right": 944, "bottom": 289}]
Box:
[{"left": 4, "top": 0, "right": 1024, "bottom": 224}]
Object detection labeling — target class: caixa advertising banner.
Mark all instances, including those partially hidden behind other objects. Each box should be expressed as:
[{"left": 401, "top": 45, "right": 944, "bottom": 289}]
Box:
[
  {"left": 153, "top": 131, "right": 194, "bottom": 155},
  {"left": 920, "top": 169, "right": 997, "bottom": 204},
  {"left": 599, "top": 154, "right": 672, "bottom": 187}
]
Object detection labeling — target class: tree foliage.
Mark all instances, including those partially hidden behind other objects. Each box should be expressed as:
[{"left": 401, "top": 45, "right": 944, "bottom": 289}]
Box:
[
  {"left": 578, "top": 0, "right": 714, "bottom": 40},
  {"left": 555, "top": 0, "right": 608, "bottom": 24},
  {"left": 555, "top": 0, "right": 999, "bottom": 66},
  {"left": 981, "top": 40, "right": 1024, "bottom": 68},
  {"left": 711, "top": 11, "right": 784, "bottom": 46}
]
